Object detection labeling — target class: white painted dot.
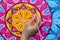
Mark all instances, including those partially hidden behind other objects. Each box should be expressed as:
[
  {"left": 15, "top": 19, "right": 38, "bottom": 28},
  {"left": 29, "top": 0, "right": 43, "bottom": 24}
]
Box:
[{"left": 22, "top": 18, "right": 25, "bottom": 22}]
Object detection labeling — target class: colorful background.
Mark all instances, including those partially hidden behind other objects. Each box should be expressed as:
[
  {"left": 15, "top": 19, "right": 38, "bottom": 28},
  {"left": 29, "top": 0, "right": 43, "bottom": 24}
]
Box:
[{"left": 0, "top": 0, "right": 60, "bottom": 40}]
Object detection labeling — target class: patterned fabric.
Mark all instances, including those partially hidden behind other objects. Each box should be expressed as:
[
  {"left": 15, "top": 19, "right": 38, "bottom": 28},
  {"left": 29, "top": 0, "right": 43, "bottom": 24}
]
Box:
[
  {"left": 0, "top": 0, "right": 52, "bottom": 40},
  {"left": 44, "top": 0, "right": 60, "bottom": 40}
]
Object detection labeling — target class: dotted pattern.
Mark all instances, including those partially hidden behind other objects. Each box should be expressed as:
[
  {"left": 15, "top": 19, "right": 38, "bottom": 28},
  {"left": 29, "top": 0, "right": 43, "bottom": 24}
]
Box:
[
  {"left": 0, "top": 0, "right": 52, "bottom": 40},
  {"left": 44, "top": 0, "right": 60, "bottom": 40}
]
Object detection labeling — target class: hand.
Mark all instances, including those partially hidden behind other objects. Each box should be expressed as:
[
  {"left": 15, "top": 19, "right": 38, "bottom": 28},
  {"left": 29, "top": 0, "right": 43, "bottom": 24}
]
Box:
[{"left": 21, "top": 14, "right": 42, "bottom": 40}]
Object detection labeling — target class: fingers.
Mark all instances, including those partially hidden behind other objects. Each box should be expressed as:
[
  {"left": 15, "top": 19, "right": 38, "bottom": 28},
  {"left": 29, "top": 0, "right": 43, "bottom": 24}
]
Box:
[
  {"left": 37, "top": 18, "right": 42, "bottom": 29},
  {"left": 32, "top": 15, "right": 42, "bottom": 30},
  {"left": 32, "top": 15, "right": 39, "bottom": 29},
  {"left": 38, "top": 19, "right": 42, "bottom": 28},
  {"left": 27, "top": 14, "right": 42, "bottom": 30},
  {"left": 36, "top": 14, "right": 42, "bottom": 28},
  {"left": 28, "top": 14, "right": 36, "bottom": 25}
]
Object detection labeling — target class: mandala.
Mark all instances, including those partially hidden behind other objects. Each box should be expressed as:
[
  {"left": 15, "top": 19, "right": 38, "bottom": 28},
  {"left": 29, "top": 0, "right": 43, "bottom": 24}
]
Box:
[
  {"left": 5, "top": 2, "right": 41, "bottom": 37},
  {"left": 44, "top": 0, "right": 60, "bottom": 40},
  {"left": 0, "top": 0, "right": 52, "bottom": 40}
]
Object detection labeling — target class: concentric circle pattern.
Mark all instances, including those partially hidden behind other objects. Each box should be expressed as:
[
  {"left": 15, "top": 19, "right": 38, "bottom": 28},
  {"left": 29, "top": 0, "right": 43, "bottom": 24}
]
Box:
[
  {"left": 5, "top": 3, "right": 41, "bottom": 37},
  {"left": 0, "top": 0, "right": 52, "bottom": 40}
]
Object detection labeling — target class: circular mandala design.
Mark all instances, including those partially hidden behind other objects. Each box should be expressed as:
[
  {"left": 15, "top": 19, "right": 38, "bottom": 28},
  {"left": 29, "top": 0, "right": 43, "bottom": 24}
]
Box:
[{"left": 5, "top": 2, "right": 41, "bottom": 37}]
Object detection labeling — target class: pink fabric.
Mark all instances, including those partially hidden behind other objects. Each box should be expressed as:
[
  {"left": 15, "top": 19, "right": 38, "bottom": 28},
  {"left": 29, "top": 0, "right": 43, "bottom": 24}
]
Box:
[{"left": 0, "top": 0, "right": 52, "bottom": 40}]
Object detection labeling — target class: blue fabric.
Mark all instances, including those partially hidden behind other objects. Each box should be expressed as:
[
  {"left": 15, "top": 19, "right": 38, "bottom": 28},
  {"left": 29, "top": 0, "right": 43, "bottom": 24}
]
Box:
[
  {"left": 45, "top": 0, "right": 60, "bottom": 40},
  {"left": 0, "top": 0, "right": 2, "bottom": 2},
  {"left": 44, "top": 34, "right": 58, "bottom": 40},
  {"left": 0, "top": 35, "right": 5, "bottom": 40}
]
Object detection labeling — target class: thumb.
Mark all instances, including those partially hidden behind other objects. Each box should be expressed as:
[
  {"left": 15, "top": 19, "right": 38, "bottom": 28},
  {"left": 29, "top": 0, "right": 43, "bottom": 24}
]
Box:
[
  {"left": 32, "top": 15, "right": 42, "bottom": 29},
  {"left": 28, "top": 14, "right": 36, "bottom": 25}
]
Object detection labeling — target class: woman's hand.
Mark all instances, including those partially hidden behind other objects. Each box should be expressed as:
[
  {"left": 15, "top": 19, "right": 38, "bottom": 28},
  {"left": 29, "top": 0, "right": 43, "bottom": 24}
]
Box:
[{"left": 21, "top": 14, "right": 42, "bottom": 40}]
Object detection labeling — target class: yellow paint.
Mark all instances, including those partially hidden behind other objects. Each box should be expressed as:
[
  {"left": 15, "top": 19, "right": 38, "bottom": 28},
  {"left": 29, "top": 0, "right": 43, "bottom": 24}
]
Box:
[
  {"left": 6, "top": 9, "right": 12, "bottom": 20},
  {"left": 5, "top": 3, "right": 41, "bottom": 37},
  {"left": 12, "top": 9, "right": 33, "bottom": 32}
]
